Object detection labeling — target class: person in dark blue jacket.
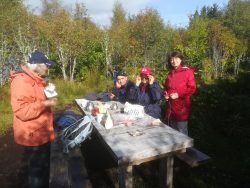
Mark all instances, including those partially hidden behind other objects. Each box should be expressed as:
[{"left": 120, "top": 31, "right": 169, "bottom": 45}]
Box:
[
  {"left": 131, "top": 67, "right": 162, "bottom": 119},
  {"left": 112, "top": 66, "right": 118, "bottom": 83},
  {"left": 109, "top": 71, "right": 136, "bottom": 104}
]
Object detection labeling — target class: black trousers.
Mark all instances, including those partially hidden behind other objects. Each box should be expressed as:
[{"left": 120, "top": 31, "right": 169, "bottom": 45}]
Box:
[{"left": 23, "top": 142, "right": 50, "bottom": 188}]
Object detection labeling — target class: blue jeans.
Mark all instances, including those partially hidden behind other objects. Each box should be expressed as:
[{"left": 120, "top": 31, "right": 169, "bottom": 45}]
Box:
[{"left": 23, "top": 142, "right": 50, "bottom": 188}]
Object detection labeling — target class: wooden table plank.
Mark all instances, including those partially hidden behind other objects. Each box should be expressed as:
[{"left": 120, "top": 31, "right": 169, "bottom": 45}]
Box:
[{"left": 102, "top": 126, "right": 193, "bottom": 164}]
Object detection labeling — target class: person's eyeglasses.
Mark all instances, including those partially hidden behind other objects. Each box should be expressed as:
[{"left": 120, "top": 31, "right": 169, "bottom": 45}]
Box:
[{"left": 141, "top": 77, "right": 149, "bottom": 80}]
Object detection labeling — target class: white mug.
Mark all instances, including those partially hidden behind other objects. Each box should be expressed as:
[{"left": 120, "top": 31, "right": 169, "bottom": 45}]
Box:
[{"left": 96, "top": 113, "right": 104, "bottom": 123}]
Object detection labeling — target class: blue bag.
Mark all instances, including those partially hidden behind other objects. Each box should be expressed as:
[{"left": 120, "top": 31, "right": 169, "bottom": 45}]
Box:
[{"left": 54, "top": 111, "right": 82, "bottom": 129}]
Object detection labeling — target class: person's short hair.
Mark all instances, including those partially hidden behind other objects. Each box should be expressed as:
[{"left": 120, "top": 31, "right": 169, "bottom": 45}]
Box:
[
  {"left": 166, "top": 51, "right": 185, "bottom": 69},
  {"left": 26, "top": 63, "right": 38, "bottom": 71},
  {"left": 29, "top": 50, "right": 55, "bottom": 67}
]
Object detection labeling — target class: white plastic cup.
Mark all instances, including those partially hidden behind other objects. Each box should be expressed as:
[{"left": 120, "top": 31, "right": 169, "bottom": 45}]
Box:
[{"left": 96, "top": 113, "right": 104, "bottom": 123}]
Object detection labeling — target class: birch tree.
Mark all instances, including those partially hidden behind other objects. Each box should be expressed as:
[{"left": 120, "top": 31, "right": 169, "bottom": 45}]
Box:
[
  {"left": 128, "top": 8, "right": 165, "bottom": 68},
  {"left": 209, "top": 21, "right": 240, "bottom": 77},
  {"left": 109, "top": 2, "right": 129, "bottom": 69},
  {"left": 0, "top": 0, "right": 29, "bottom": 86}
]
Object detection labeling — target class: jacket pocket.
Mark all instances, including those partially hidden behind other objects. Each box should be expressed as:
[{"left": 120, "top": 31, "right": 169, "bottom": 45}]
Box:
[{"left": 28, "top": 123, "right": 46, "bottom": 137}]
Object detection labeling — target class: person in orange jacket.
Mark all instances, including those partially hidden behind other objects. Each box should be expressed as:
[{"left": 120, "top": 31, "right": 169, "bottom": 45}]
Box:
[{"left": 10, "top": 50, "right": 57, "bottom": 188}]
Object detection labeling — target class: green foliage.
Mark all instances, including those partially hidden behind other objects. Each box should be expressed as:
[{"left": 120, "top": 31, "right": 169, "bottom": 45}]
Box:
[
  {"left": 177, "top": 16, "right": 209, "bottom": 69},
  {"left": 0, "top": 0, "right": 31, "bottom": 85},
  {"left": 41, "top": 0, "right": 63, "bottom": 19},
  {"left": 224, "top": 0, "right": 250, "bottom": 59},
  {"left": 1, "top": 0, "right": 249, "bottom": 85},
  {"left": 0, "top": 85, "right": 12, "bottom": 136},
  {"left": 73, "top": 2, "right": 88, "bottom": 22},
  {"left": 125, "top": 66, "right": 139, "bottom": 80},
  {"left": 201, "top": 58, "right": 214, "bottom": 82},
  {"left": 183, "top": 1, "right": 249, "bottom": 79},
  {"left": 128, "top": 8, "right": 166, "bottom": 68},
  {"left": 0, "top": 0, "right": 28, "bottom": 39},
  {"left": 108, "top": 2, "right": 130, "bottom": 69},
  {"left": 53, "top": 75, "right": 112, "bottom": 108},
  {"left": 0, "top": 85, "right": 12, "bottom": 135},
  {"left": 199, "top": 3, "right": 224, "bottom": 20},
  {"left": 208, "top": 20, "right": 244, "bottom": 77},
  {"left": 187, "top": 71, "right": 250, "bottom": 187},
  {"left": 53, "top": 79, "right": 86, "bottom": 107},
  {"left": 111, "top": 1, "right": 127, "bottom": 26},
  {"left": 78, "top": 40, "right": 106, "bottom": 69},
  {"left": 225, "top": 0, "right": 250, "bottom": 42}
]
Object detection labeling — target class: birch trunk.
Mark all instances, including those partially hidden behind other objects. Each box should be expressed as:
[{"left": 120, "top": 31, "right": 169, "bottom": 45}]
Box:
[
  {"left": 70, "top": 57, "right": 76, "bottom": 81},
  {"left": 57, "top": 46, "right": 68, "bottom": 80}
]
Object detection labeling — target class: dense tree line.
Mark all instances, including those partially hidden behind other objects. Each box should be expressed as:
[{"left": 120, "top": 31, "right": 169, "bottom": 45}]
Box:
[{"left": 0, "top": 0, "right": 249, "bottom": 87}]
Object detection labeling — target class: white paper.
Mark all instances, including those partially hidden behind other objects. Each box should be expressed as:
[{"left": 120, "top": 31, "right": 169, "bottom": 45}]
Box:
[{"left": 44, "top": 83, "right": 57, "bottom": 98}]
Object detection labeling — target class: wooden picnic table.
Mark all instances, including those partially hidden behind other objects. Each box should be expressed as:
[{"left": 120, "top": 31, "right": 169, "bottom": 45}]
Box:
[{"left": 75, "top": 99, "right": 193, "bottom": 188}]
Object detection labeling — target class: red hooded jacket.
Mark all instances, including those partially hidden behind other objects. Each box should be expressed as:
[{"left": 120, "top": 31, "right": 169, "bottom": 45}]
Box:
[
  {"left": 10, "top": 65, "right": 55, "bottom": 146},
  {"left": 164, "top": 66, "right": 196, "bottom": 121}
]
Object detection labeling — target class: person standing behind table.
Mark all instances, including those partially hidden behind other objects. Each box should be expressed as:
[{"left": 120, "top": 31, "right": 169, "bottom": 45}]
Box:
[
  {"left": 10, "top": 50, "right": 57, "bottom": 188},
  {"left": 163, "top": 51, "right": 196, "bottom": 135},
  {"left": 112, "top": 66, "right": 118, "bottom": 83},
  {"left": 131, "top": 67, "right": 162, "bottom": 119},
  {"left": 109, "top": 71, "right": 136, "bottom": 104}
]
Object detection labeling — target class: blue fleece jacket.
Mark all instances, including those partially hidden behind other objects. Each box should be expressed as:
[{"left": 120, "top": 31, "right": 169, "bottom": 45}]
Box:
[{"left": 131, "top": 81, "right": 162, "bottom": 119}]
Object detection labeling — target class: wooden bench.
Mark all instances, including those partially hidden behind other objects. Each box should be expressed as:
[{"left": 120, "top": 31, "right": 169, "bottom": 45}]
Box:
[
  {"left": 176, "top": 147, "right": 211, "bottom": 167},
  {"left": 49, "top": 132, "right": 92, "bottom": 188}
]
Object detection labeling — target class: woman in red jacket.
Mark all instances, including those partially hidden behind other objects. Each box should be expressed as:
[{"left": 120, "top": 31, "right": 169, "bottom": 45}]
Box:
[{"left": 163, "top": 51, "right": 196, "bottom": 135}]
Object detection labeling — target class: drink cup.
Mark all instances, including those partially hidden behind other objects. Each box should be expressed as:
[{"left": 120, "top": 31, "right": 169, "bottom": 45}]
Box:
[{"left": 96, "top": 113, "right": 104, "bottom": 123}]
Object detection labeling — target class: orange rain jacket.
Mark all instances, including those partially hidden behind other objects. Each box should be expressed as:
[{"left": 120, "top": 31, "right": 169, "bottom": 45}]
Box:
[{"left": 10, "top": 65, "right": 55, "bottom": 146}]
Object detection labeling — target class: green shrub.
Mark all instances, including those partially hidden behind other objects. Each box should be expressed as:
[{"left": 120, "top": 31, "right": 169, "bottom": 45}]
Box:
[{"left": 0, "top": 85, "right": 12, "bottom": 135}]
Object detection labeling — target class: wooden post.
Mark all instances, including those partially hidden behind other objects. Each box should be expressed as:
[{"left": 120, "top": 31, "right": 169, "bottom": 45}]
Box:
[
  {"left": 118, "top": 165, "right": 133, "bottom": 188},
  {"left": 159, "top": 156, "right": 174, "bottom": 188}
]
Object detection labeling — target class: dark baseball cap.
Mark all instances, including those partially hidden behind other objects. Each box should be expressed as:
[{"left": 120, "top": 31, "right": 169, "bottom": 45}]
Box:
[
  {"left": 29, "top": 50, "right": 55, "bottom": 67},
  {"left": 116, "top": 70, "right": 127, "bottom": 77}
]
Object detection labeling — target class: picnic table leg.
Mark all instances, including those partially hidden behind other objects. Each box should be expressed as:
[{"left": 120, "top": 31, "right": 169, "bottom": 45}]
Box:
[
  {"left": 118, "top": 165, "right": 133, "bottom": 188},
  {"left": 159, "top": 156, "right": 174, "bottom": 188}
]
